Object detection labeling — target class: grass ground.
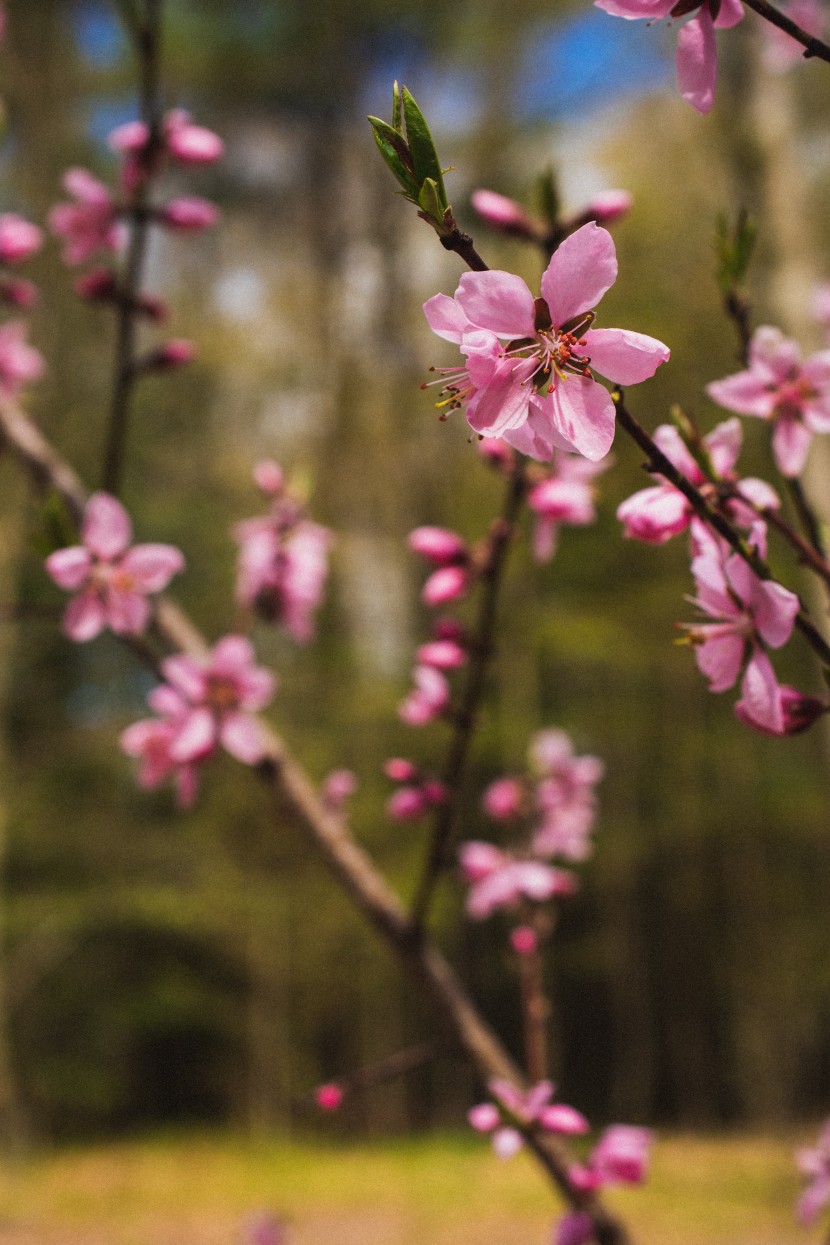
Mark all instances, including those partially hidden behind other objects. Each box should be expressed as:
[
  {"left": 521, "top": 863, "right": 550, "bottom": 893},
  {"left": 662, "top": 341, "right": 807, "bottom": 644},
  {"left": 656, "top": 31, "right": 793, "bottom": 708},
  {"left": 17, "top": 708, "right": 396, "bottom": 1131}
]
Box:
[{"left": 0, "top": 1130, "right": 820, "bottom": 1245}]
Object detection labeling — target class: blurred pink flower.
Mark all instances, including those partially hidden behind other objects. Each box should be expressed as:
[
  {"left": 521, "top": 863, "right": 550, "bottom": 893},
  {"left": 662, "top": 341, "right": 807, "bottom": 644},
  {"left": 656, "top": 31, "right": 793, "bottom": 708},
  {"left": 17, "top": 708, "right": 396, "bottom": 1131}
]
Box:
[
  {"left": 0, "top": 319, "right": 44, "bottom": 397},
  {"left": 529, "top": 730, "right": 603, "bottom": 861},
  {"left": 469, "top": 1078, "right": 589, "bottom": 1159},
  {"left": 45, "top": 491, "right": 184, "bottom": 642},
  {"left": 706, "top": 326, "right": 830, "bottom": 477},
  {"left": 762, "top": 0, "right": 825, "bottom": 69},
  {"left": 459, "top": 840, "right": 576, "bottom": 918},
  {"left": 795, "top": 1119, "right": 830, "bottom": 1225},
  {"left": 49, "top": 168, "right": 124, "bottom": 265},
  {"left": 160, "top": 195, "right": 220, "bottom": 232},
  {"left": 398, "top": 664, "right": 451, "bottom": 726},
  {"left": 120, "top": 685, "right": 199, "bottom": 810},
  {"left": 424, "top": 223, "right": 668, "bottom": 461},
  {"left": 315, "top": 1083, "right": 344, "bottom": 1112},
  {"left": 0, "top": 213, "right": 43, "bottom": 264},
  {"left": 528, "top": 451, "right": 610, "bottom": 561}
]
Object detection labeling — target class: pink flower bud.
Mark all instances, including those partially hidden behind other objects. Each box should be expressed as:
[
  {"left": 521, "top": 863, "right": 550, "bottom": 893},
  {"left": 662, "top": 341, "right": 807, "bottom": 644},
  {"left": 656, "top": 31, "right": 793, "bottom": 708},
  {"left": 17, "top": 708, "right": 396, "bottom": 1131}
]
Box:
[
  {"left": 321, "top": 768, "right": 357, "bottom": 809},
  {"left": 0, "top": 213, "right": 42, "bottom": 264},
  {"left": 74, "top": 267, "right": 118, "bottom": 302},
  {"left": 167, "top": 120, "right": 224, "bottom": 164},
  {"left": 459, "top": 840, "right": 503, "bottom": 883},
  {"left": 416, "top": 639, "right": 466, "bottom": 669},
  {"left": 148, "top": 339, "right": 196, "bottom": 370},
  {"left": 483, "top": 777, "right": 524, "bottom": 821},
  {"left": 384, "top": 757, "right": 418, "bottom": 783},
  {"left": 433, "top": 617, "right": 467, "bottom": 643},
  {"left": 554, "top": 1211, "right": 594, "bottom": 1245},
  {"left": 539, "top": 1104, "right": 590, "bottom": 1135},
  {"left": 160, "top": 195, "right": 220, "bottom": 232},
  {"left": 408, "top": 526, "right": 467, "bottom": 564},
  {"left": 421, "top": 779, "right": 447, "bottom": 806},
  {"left": 253, "top": 459, "right": 284, "bottom": 495},
  {"left": 510, "top": 925, "right": 537, "bottom": 956},
  {"left": 468, "top": 1102, "right": 500, "bottom": 1132},
  {"left": 478, "top": 438, "right": 513, "bottom": 468},
  {"left": 108, "top": 119, "right": 151, "bottom": 153},
  {"left": 470, "top": 189, "right": 539, "bottom": 237},
  {"left": 137, "top": 293, "right": 170, "bottom": 322},
  {"left": 387, "top": 786, "right": 428, "bottom": 821},
  {"left": 422, "top": 565, "right": 468, "bottom": 607},
  {"left": 314, "top": 1083, "right": 343, "bottom": 1112},
  {"left": 585, "top": 190, "right": 632, "bottom": 224},
  {"left": 0, "top": 276, "right": 38, "bottom": 308}
]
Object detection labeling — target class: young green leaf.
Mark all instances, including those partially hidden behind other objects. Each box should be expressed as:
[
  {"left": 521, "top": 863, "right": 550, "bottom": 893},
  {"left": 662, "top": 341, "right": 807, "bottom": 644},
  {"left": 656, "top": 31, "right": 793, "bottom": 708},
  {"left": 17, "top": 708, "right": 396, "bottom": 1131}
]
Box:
[{"left": 401, "top": 88, "right": 447, "bottom": 209}]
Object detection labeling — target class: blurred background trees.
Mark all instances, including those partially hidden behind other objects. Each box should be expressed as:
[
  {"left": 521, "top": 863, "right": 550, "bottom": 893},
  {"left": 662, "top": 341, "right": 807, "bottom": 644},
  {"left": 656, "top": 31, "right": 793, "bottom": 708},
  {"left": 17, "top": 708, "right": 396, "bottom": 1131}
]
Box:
[{"left": 0, "top": 0, "right": 829, "bottom": 1145}]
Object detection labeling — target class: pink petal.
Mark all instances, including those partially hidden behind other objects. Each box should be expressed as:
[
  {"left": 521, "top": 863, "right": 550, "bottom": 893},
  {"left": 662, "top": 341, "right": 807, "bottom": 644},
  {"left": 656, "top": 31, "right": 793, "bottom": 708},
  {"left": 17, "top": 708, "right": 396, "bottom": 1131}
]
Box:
[
  {"left": 749, "top": 325, "right": 801, "bottom": 380},
  {"left": 539, "top": 1104, "right": 590, "bottom": 1134},
  {"left": 220, "top": 711, "right": 268, "bottom": 764},
  {"left": 169, "top": 707, "right": 216, "bottom": 762},
  {"left": 212, "top": 634, "right": 257, "bottom": 675},
  {"left": 423, "top": 293, "right": 473, "bottom": 343},
  {"left": 161, "top": 654, "right": 206, "bottom": 702},
  {"left": 582, "top": 327, "right": 669, "bottom": 384},
  {"left": 752, "top": 579, "right": 799, "bottom": 649},
  {"left": 459, "top": 840, "right": 505, "bottom": 882},
  {"left": 541, "top": 223, "right": 618, "bottom": 327},
  {"left": 105, "top": 587, "right": 150, "bottom": 635},
  {"left": 492, "top": 1127, "right": 523, "bottom": 1159},
  {"left": 468, "top": 1103, "right": 500, "bottom": 1132},
  {"left": 695, "top": 628, "right": 745, "bottom": 692},
  {"left": 466, "top": 361, "right": 532, "bottom": 437},
  {"left": 82, "top": 492, "right": 132, "bottom": 560},
  {"left": 63, "top": 590, "right": 106, "bottom": 642},
  {"left": 121, "top": 543, "right": 185, "bottom": 592},
  {"left": 735, "top": 650, "right": 784, "bottom": 735},
  {"left": 772, "top": 416, "right": 812, "bottom": 476},
  {"left": 617, "top": 485, "right": 689, "bottom": 543},
  {"left": 45, "top": 546, "right": 91, "bottom": 590},
  {"left": 706, "top": 371, "right": 774, "bottom": 418},
  {"left": 549, "top": 376, "right": 616, "bottom": 461},
  {"left": 455, "top": 270, "right": 535, "bottom": 337},
  {"left": 705, "top": 417, "right": 743, "bottom": 474},
  {"left": 715, "top": 0, "right": 745, "bottom": 27},
  {"left": 676, "top": 10, "right": 718, "bottom": 114}
]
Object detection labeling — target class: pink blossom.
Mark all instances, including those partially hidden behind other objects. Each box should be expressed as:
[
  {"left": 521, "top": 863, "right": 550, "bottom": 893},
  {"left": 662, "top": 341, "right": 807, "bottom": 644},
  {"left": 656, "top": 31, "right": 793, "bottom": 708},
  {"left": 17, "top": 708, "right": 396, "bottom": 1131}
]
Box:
[
  {"left": 234, "top": 463, "right": 332, "bottom": 643},
  {"left": 398, "top": 664, "right": 450, "bottom": 726},
  {"left": 735, "top": 681, "right": 828, "bottom": 736},
  {"left": 590, "top": 1125, "right": 653, "bottom": 1185},
  {"left": 510, "top": 925, "right": 538, "bottom": 956},
  {"left": 407, "top": 525, "right": 468, "bottom": 563},
  {"left": 530, "top": 730, "right": 604, "bottom": 861},
  {"left": 416, "top": 638, "right": 467, "bottom": 668},
  {"left": 584, "top": 190, "right": 633, "bottom": 224},
  {"left": 424, "top": 223, "right": 669, "bottom": 462},
  {"left": 49, "top": 168, "right": 124, "bottom": 265},
  {"left": 315, "top": 1083, "right": 344, "bottom": 1112},
  {"left": 321, "top": 769, "right": 357, "bottom": 811},
  {"left": 795, "top": 1120, "right": 830, "bottom": 1225},
  {"left": 459, "top": 841, "right": 576, "bottom": 918},
  {"left": 0, "top": 213, "right": 43, "bottom": 264},
  {"left": 146, "top": 339, "right": 196, "bottom": 369},
  {"left": 0, "top": 319, "right": 44, "bottom": 397},
  {"left": 706, "top": 326, "right": 830, "bottom": 477},
  {"left": 120, "top": 689, "right": 199, "bottom": 810},
  {"left": 617, "top": 418, "right": 779, "bottom": 544},
  {"left": 384, "top": 757, "right": 419, "bottom": 783},
  {"left": 528, "top": 451, "right": 610, "bottom": 561},
  {"left": 159, "top": 636, "right": 275, "bottom": 766},
  {"left": 422, "top": 565, "right": 469, "bottom": 606},
  {"left": 482, "top": 776, "right": 525, "bottom": 820},
  {"left": 165, "top": 109, "right": 224, "bottom": 163},
  {"left": 594, "top": 0, "right": 744, "bottom": 113},
  {"left": 681, "top": 523, "right": 799, "bottom": 730},
  {"left": 160, "top": 196, "right": 220, "bottom": 232},
  {"left": 469, "top": 1079, "right": 589, "bottom": 1160},
  {"left": 45, "top": 492, "right": 184, "bottom": 642},
  {"left": 0, "top": 276, "right": 38, "bottom": 309},
  {"left": 554, "top": 1211, "right": 594, "bottom": 1245}
]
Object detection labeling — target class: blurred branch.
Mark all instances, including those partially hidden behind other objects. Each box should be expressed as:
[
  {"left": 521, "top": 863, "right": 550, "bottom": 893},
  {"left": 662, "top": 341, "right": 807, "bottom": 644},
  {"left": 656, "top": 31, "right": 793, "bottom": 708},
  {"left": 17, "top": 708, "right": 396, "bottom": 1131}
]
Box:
[
  {"left": 0, "top": 393, "right": 631, "bottom": 1245},
  {"left": 742, "top": 0, "right": 830, "bottom": 61}
]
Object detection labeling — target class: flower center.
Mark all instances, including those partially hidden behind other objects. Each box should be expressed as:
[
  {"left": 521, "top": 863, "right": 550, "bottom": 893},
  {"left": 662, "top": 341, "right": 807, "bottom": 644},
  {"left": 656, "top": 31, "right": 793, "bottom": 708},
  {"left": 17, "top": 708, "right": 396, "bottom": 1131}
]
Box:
[
  {"left": 206, "top": 675, "right": 239, "bottom": 712},
  {"left": 504, "top": 300, "right": 595, "bottom": 395}
]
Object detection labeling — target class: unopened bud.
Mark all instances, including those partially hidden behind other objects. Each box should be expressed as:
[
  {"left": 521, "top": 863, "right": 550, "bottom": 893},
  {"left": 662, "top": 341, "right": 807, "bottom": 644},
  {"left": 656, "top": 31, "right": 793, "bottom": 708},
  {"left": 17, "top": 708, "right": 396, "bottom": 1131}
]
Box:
[
  {"left": 470, "top": 189, "right": 540, "bottom": 239},
  {"left": 0, "top": 276, "right": 38, "bottom": 308},
  {"left": 0, "top": 213, "right": 42, "bottom": 264},
  {"left": 145, "top": 338, "right": 196, "bottom": 370},
  {"left": 160, "top": 195, "right": 220, "bottom": 232}
]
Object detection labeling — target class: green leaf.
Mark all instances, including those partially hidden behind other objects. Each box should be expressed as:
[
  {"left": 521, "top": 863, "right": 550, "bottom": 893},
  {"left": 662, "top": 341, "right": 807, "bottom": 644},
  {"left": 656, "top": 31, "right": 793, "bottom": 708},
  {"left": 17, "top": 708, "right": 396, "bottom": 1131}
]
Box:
[
  {"left": 536, "top": 167, "right": 561, "bottom": 230},
  {"left": 368, "top": 117, "right": 420, "bottom": 198},
  {"left": 401, "top": 87, "right": 447, "bottom": 209},
  {"left": 417, "top": 178, "right": 444, "bottom": 227},
  {"left": 391, "top": 81, "right": 403, "bottom": 135}
]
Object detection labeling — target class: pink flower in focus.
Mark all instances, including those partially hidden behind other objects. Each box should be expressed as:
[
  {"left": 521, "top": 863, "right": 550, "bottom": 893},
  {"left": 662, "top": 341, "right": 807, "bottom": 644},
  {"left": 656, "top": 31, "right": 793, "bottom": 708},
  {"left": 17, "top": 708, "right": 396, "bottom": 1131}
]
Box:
[
  {"left": 528, "top": 451, "right": 610, "bottom": 561},
  {"left": 234, "top": 462, "right": 332, "bottom": 643},
  {"left": 594, "top": 0, "right": 744, "bottom": 113},
  {"left": 0, "top": 213, "right": 43, "bottom": 264},
  {"left": 423, "top": 223, "right": 669, "bottom": 462},
  {"left": 160, "top": 636, "right": 275, "bottom": 767},
  {"left": 706, "top": 326, "right": 830, "bottom": 477},
  {"left": 0, "top": 319, "right": 44, "bottom": 397},
  {"left": 795, "top": 1120, "right": 830, "bottom": 1225},
  {"left": 45, "top": 492, "right": 184, "bottom": 642},
  {"left": 681, "top": 523, "right": 799, "bottom": 731},
  {"left": 49, "top": 168, "right": 124, "bottom": 265},
  {"left": 617, "top": 418, "right": 779, "bottom": 544}
]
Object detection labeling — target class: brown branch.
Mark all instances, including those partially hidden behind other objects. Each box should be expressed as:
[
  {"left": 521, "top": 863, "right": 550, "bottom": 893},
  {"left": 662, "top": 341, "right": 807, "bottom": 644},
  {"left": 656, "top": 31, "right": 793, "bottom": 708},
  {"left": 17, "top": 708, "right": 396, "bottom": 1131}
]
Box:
[
  {"left": 102, "top": 0, "right": 165, "bottom": 496},
  {"left": 439, "top": 225, "right": 489, "bottom": 272},
  {"left": 614, "top": 393, "right": 830, "bottom": 669},
  {"left": 412, "top": 460, "right": 528, "bottom": 926},
  {"left": 743, "top": 0, "right": 830, "bottom": 61},
  {"left": 0, "top": 394, "right": 632, "bottom": 1245}
]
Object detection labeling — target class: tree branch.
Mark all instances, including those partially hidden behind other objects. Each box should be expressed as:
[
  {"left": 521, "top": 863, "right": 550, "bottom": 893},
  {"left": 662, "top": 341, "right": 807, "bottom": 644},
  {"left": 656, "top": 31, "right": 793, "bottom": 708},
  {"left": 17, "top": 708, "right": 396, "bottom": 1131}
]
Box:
[{"left": 743, "top": 0, "right": 830, "bottom": 62}]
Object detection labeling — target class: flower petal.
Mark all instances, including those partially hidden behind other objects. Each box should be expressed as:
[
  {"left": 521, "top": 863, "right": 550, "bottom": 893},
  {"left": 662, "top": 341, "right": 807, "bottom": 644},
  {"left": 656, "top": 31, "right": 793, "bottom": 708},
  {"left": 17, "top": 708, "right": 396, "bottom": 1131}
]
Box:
[
  {"left": 541, "top": 223, "right": 618, "bottom": 326},
  {"left": 583, "top": 327, "right": 669, "bottom": 384},
  {"left": 121, "top": 543, "right": 185, "bottom": 592},
  {"left": 676, "top": 10, "right": 717, "bottom": 114},
  {"left": 549, "top": 376, "right": 616, "bottom": 461},
  {"left": 63, "top": 590, "right": 106, "bottom": 642},
  {"left": 455, "top": 270, "right": 535, "bottom": 338},
  {"left": 45, "top": 546, "right": 91, "bottom": 590},
  {"left": 82, "top": 492, "right": 132, "bottom": 560}
]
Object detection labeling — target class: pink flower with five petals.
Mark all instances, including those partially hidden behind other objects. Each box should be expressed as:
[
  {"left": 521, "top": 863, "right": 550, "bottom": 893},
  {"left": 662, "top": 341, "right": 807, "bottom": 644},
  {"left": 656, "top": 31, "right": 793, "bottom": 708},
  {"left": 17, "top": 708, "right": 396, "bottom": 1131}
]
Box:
[
  {"left": 423, "top": 223, "right": 669, "bottom": 462},
  {"left": 45, "top": 492, "right": 184, "bottom": 642}
]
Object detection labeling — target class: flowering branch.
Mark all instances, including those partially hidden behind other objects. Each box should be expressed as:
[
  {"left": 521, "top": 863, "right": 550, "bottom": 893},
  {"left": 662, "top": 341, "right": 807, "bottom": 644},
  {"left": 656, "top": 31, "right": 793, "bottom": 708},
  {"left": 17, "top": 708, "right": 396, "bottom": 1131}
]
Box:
[
  {"left": 0, "top": 392, "right": 630, "bottom": 1245},
  {"left": 412, "top": 460, "right": 527, "bottom": 926},
  {"left": 102, "top": 0, "right": 164, "bottom": 496}
]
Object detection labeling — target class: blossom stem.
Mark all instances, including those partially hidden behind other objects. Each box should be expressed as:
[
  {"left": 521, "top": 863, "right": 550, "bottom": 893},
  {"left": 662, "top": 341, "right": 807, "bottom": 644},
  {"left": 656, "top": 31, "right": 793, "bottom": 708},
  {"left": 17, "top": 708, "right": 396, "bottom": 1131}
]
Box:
[
  {"left": 102, "top": 0, "right": 165, "bottom": 496},
  {"left": 411, "top": 459, "right": 528, "bottom": 927},
  {"left": 439, "top": 224, "right": 489, "bottom": 272},
  {"left": 742, "top": 0, "right": 830, "bottom": 62},
  {"left": 754, "top": 500, "right": 830, "bottom": 586},
  {"left": 786, "top": 477, "right": 828, "bottom": 564},
  {"left": 518, "top": 931, "right": 551, "bottom": 1083},
  {"left": 298, "top": 1041, "right": 440, "bottom": 1108},
  {"left": 614, "top": 392, "right": 830, "bottom": 670}
]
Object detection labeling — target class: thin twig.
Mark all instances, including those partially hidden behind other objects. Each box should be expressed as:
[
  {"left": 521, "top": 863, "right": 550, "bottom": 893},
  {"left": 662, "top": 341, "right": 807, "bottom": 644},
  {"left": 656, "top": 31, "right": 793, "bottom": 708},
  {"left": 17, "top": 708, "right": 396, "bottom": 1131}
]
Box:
[
  {"left": 102, "top": 0, "right": 164, "bottom": 495},
  {"left": 411, "top": 459, "right": 528, "bottom": 926},
  {"left": 743, "top": 0, "right": 830, "bottom": 61}
]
